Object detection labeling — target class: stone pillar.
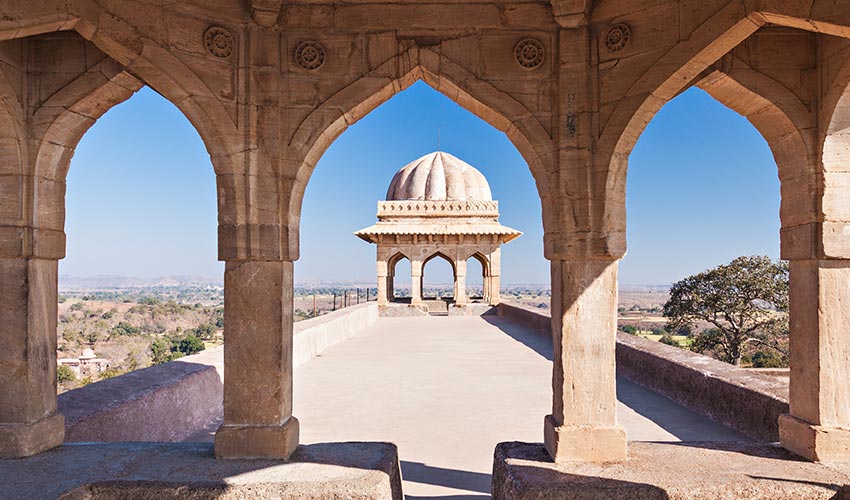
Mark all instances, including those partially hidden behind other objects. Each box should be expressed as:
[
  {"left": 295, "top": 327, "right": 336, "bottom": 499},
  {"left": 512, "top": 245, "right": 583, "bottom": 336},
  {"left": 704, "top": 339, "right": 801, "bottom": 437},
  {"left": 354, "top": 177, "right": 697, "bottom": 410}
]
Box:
[
  {"left": 488, "top": 274, "right": 501, "bottom": 305},
  {"left": 215, "top": 260, "right": 299, "bottom": 459},
  {"left": 544, "top": 259, "right": 626, "bottom": 462},
  {"left": 489, "top": 248, "right": 501, "bottom": 305},
  {"left": 455, "top": 259, "right": 467, "bottom": 304},
  {"left": 779, "top": 259, "right": 850, "bottom": 461},
  {"left": 411, "top": 260, "right": 423, "bottom": 305},
  {"left": 377, "top": 258, "right": 389, "bottom": 305},
  {"left": 0, "top": 258, "right": 65, "bottom": 458}
]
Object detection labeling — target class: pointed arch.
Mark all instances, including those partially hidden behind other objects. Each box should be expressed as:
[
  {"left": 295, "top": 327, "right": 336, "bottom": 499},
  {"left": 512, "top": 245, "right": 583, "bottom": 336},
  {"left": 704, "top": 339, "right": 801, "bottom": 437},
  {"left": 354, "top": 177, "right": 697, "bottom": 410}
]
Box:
[
  {"left": 284, "top": 45, "right": 554, "bottom": 259},
  {"left": 600, "top": 13, "right": 818, "bottom": 259},
  {"left": 423, "top": 251, "right": 457, "bottom": 276}
]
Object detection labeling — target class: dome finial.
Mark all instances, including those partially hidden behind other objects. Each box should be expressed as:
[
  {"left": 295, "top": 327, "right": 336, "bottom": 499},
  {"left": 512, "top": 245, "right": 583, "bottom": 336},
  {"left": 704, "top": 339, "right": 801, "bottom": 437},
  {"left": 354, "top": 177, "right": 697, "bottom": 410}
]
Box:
[{"left": 437, "top": 125, "right": 441, "bottom": 152}]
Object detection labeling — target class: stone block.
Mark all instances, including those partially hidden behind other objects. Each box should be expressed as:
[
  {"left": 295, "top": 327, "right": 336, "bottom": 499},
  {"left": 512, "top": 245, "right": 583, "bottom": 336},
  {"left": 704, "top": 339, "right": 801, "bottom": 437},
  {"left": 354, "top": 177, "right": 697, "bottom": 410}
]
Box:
[
  {"left": 215, "top": 418, "right": 300, "bottom": 460},
  {"left": 0, "top": 412, "right": 64, "bottom": 458},
  {"left": 543, "top": 415, "right": 627, "bottom": 462},
  {"left": 492, "top": 441, "right": 850, "bottom": 499},
  {"left": 0, "top": 441, "right": 403, "bottom": 499},
  {"left": 780, "top": 414, "right": 850, "bottom": 462}
]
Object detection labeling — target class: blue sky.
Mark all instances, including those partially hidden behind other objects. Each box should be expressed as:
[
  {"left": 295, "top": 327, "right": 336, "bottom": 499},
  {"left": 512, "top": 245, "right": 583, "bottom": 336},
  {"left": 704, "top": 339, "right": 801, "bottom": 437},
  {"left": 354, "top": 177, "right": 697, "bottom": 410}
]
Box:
[{"left": 62, "top": 82, "right": 780, "bottom": 286}]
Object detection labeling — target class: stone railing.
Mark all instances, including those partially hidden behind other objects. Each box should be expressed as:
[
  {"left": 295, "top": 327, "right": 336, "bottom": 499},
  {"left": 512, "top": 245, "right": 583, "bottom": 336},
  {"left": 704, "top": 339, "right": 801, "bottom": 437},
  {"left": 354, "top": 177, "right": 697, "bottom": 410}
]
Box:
[
  {"left": 496, "top": 301, "right": 789, "bottom": 442},
  {"left": 59, "top": 302, "right": 379, "bottom": 442},
  {"left": 377, "top": 199, "right": 499, "bottom": 217}
]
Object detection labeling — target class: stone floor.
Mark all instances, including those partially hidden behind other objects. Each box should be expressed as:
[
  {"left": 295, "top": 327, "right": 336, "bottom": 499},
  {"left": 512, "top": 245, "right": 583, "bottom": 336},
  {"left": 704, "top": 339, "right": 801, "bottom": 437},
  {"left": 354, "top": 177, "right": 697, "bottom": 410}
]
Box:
[{"left": 190, "top": 316, "right": 746, "bottom": 499}]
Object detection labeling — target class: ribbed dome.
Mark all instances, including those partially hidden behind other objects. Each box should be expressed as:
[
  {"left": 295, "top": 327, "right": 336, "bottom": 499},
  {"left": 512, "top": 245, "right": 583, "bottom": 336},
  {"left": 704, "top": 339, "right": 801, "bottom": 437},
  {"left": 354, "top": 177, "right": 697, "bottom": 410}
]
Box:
[{"left": 386, "top": 152, "right": 492, "bottom": 201}]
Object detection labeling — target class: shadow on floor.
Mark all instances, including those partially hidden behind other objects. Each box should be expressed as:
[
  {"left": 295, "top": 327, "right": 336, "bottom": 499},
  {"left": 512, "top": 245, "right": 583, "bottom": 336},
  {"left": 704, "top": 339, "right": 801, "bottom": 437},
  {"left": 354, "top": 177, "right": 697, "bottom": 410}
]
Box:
[
  {"left": 615, "top": 378, "right": 748, "bottom": 442},
  {"left": 401, "top": 460, "right": 491, "bottom": 496},
  {"left": 482, "top": 316, "right": 553, "bottom": 361}
]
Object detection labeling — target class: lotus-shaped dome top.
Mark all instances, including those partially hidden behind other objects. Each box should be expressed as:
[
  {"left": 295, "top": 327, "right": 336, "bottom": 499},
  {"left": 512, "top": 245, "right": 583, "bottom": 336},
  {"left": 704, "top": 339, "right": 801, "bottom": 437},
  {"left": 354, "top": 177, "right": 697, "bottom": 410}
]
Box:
[{"left": 386, "top": 151, "right": 492, "bottom": 201}]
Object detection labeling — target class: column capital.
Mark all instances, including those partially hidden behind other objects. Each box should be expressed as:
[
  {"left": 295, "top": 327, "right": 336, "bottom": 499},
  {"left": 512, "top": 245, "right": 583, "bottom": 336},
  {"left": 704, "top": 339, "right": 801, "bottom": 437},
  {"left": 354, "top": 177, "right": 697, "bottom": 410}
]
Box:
[
  {"left": 0, "top": 227, "right": 65, "bottom": 260},
  {"left": 544, "top": 232, "right": 625, "bottom": 261},
  {"left": 218, "top": 224, "right": 298, "bottom": 262},
  {"left": 782, "top": 222, "right": 850, "bottom": 261}
]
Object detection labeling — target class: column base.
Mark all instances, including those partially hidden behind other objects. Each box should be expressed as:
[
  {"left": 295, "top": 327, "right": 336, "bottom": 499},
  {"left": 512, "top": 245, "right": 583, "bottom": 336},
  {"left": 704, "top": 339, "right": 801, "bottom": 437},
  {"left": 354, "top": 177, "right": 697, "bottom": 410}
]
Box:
[
  {"left": 214, "top": 417, "right": 300, "bottom": 459},
  {"left": 543, "top": 414, "right": 626, "bottom": 462},
  {"left": 0, "top": 413, "right": 64, "bottom": 458},
  {"left": 779, "top": 413, "right": 850, "bottom": 462}
]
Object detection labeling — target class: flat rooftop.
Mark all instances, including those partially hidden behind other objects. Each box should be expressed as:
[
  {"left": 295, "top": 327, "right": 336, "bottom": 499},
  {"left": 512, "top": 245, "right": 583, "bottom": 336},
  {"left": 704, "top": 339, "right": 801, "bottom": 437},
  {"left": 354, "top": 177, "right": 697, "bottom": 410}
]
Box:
[{"left": 190, "top": 315, "right": 746, "bottom": 498}]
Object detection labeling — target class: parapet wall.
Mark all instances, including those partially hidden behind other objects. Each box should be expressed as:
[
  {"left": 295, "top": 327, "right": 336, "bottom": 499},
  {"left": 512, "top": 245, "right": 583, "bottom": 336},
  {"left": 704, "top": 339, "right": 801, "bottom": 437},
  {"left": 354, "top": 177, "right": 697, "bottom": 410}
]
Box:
[
  {"left": 60, "top": 302, "right": 379, "bottom": 442},
  {"left": 496, "top": 302, "right": 789, "bottom": 442}
]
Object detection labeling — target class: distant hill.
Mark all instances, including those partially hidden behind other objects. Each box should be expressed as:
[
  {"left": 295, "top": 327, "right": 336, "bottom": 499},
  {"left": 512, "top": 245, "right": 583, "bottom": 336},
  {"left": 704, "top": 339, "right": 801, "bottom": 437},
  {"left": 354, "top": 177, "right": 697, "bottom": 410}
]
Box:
[{"left": 59, "top": 275, "right": 223, "bottom": 289}]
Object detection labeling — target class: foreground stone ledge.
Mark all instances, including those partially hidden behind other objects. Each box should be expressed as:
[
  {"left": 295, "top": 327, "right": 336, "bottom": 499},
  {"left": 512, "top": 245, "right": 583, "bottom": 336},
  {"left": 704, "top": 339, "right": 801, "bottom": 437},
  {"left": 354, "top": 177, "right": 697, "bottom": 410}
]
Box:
[
  {"left": 0, "top": 441, "right": 403, "bottom": 500},
  {"left": 492, "top": 441, "right": 850, "bottom": 500}
]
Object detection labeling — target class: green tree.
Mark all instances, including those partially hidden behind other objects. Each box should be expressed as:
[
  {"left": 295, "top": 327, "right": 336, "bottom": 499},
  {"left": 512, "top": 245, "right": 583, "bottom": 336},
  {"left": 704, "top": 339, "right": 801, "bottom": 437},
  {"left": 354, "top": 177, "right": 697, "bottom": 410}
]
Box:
[
  {"left": 149, "top": 337, "right": 174, "bottom": 365},
  {"left": 175, "top": 335, "right": 205, "bottom": 356},
  {"left": 57, "top": 365, "right": 76, "bottom": 383},
  {"left": 658, "top": 334, "right": 680, "bottom": 347},
  {"left": 663, "top": 255, "right": 789, "bottom": 366},
  {"left": 619, "top": 324, "right": 638, "bottom": 335},
  {"left": 110, "top": 321, "right": 140, "bottom": 336}
]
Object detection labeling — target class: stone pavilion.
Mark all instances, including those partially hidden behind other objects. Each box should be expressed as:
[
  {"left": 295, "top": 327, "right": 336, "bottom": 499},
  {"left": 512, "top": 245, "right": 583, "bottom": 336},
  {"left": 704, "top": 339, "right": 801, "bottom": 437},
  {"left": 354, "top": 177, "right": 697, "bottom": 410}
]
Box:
[{"left": 356, "top": 152, "right": 521, "bottom": 306}]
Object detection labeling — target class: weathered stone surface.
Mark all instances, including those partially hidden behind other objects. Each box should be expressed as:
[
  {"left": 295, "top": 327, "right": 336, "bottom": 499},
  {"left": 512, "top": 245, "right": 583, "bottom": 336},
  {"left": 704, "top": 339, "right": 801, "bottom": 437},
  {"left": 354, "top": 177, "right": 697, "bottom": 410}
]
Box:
[
  {"left": 59, "top": 349, "right": 223, "bottom": 443},
  {"left": 547, "top": 259, "right": 625, "bottom": 462},
  {"left": 0, "top": 413, "right": 64, "bottom": 458},
  {"left": 0, "top": 442, "right": 403, "bottom": 500},
  {"left": 492, "top": 441, "right": 850, "bottom": 499},
  {"left": 0, "top": 258, "right": 63, "bottom": 458},
  {"left": 217, "top": 260, "right": 298, "bottom": 459}
]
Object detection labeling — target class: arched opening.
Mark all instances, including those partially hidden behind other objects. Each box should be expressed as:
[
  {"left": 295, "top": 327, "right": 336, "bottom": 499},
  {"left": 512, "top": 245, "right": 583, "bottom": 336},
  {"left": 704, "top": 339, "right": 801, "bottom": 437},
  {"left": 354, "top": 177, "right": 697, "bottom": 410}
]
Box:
[
  {"left": 388, "top": 252, "right": 409, "bottom": 302},
  {"left": 422, "top": 252, "right": 455, "bottom": 301},
  {"left": 606, "top": 26, "right": 814, "bottom": 365},
  {"left": 293, "top": 76, "right": 546, "bottom": 496},
  {"left": 58, "top": 85, "right": 221, "bottom": 390},
  {"left": 466, "top": 254, "right": 486, "bottom": 300}
]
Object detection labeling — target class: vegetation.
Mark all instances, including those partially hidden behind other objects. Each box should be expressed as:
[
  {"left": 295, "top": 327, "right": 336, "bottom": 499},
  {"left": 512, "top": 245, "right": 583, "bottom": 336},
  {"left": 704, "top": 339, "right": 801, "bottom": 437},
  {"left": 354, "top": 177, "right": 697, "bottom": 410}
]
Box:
[
  {"left": 663, "top": 256, "right": 789, "bottom": 366},
  {"left": 57, "top": 365, "right": 76, "bottom": 383}
]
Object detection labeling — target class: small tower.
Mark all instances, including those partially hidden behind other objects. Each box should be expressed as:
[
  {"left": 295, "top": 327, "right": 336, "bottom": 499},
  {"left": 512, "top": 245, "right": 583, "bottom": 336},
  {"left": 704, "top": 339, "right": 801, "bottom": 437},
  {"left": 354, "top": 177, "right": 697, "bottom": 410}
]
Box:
[{"left": 355, "top": 152, "right": 521, "bottom": 306}]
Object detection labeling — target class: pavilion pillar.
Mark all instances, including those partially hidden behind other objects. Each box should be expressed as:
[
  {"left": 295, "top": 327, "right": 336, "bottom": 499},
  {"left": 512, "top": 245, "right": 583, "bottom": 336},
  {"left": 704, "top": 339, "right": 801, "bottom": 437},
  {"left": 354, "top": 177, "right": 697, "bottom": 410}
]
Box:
[
  {"left": 0, "top": 257, "right": 65, "bottom": 458},
  {"left": 215, "top": 260, "right": 299, "bottom": 459},
  {"left": 377, "top": 258, "right": 389, "bottom": 305},
  {"left": 780, "top": 258, "right": 850, "bottom": 461},
  {"left": 489, "top": 249, "right": 502, "bottom": 305},
  {"left": 411, "top": 260, "right": 423, "bottom": 305},
  {"left": 544, "top": 258, "right": 626, "bottom": 462},
  {"left": 455, "top": 259, "right": 467, "bottom": 304}
]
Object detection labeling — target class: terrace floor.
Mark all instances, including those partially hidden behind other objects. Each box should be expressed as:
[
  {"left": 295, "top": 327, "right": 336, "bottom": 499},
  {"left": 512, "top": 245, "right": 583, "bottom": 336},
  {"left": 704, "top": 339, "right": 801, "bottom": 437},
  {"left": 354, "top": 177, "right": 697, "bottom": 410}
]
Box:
[{"left": 190, "top": 315, "right": 747, "bottom": 499}]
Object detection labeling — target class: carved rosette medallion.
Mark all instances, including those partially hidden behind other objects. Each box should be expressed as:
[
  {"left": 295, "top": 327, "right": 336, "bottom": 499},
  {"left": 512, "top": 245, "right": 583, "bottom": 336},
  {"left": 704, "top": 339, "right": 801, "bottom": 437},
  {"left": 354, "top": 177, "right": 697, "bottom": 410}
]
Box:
[
  {"left": 295, "top": 41, "right": 326, "bottom": 71},
  {"left": 605, "top": 23, "right": 631, "bottom": 52},
  {"left": 514, "top": 38, "right": 545, "bottom": 70},
  {"left": 204, "top": 27, "right": 234, "bottom": 58}
]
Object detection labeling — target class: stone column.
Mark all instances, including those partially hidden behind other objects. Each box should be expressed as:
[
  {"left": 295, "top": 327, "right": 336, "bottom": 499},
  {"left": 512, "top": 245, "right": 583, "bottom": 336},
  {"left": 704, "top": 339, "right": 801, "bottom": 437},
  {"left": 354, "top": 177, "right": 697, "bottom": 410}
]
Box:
[
  {"left": 411, "top": 260, "right": 423, "bottom": 305},
  {"left": 454, "top": 259, "right": 467, "bottom": 304},
  {"left": 215, "top": 260, "right": 299, "bottom": 459},
  {"left": 377, "top": 257, "right": 389, "bottom": 305},
  {"left": 0, "top": 258, "right": 65, "bottom": 458},
  {"left": 779, "top": 259, "right": 850, "bottom": 461},
  {"left": 544, "top": 259, "right": 626, "bottom": 462}
]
